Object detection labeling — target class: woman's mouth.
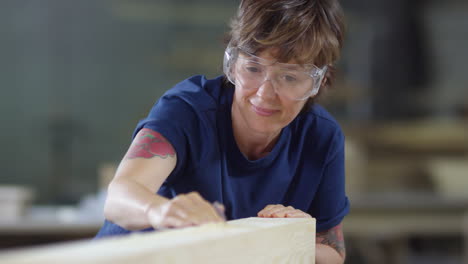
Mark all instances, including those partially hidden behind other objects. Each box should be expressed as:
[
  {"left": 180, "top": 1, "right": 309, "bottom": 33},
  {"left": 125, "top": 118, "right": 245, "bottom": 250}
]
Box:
[{"left": 251, "top": 104, "right": 278, "bottom": 117}]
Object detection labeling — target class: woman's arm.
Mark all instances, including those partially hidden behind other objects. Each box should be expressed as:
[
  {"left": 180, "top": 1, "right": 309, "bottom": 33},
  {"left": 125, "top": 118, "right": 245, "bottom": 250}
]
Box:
[
  {"left": 104, "top": 128, "right": 223, "bottom": 230},
  {"left": 315, "top": 223, "right": 345, "bottom": 264},
  {"left": 104, "top": 128, "right": 177, "bottom": 230}
]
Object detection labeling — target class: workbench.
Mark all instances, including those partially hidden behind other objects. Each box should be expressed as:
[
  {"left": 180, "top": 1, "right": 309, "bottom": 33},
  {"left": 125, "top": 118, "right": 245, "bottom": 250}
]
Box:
[{"left": 0, "top": 206, "right": 101, "bottom": 248}]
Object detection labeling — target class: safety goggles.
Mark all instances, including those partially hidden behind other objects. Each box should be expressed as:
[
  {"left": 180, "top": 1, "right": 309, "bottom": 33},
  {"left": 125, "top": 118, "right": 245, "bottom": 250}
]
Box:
[{"left": 223, "top": 46, "right": 327, "bottom": 101}]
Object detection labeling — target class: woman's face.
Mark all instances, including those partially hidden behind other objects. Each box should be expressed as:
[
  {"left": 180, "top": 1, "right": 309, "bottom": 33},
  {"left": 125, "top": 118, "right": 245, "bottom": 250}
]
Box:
[{"left": 231, "top": 48, "right": 310, "bottom": 136}]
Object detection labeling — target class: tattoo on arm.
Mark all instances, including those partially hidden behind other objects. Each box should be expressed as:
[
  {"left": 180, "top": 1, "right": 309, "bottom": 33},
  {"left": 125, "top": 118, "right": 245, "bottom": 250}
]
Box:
[
  {"left": 125, "top": 128, "right": 176, "bottom": 159},
  {"left": 316, "top": 223, "right": 346, "bottom": 258}
]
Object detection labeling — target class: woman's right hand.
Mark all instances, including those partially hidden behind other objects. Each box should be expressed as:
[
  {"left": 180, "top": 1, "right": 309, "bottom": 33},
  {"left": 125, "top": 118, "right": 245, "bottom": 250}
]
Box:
[{"left": 146, "top": 192, "right": 225, "bottom": 229}]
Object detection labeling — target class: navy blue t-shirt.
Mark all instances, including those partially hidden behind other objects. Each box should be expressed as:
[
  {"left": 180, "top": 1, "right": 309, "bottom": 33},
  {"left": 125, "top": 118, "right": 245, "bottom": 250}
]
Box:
[{"left": 96, "top": 75, "right": 349, "bottom": 237}]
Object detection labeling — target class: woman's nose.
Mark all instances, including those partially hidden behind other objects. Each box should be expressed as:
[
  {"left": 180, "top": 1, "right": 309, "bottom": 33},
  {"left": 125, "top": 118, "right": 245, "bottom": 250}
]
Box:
[{"left": 256, "top": 79, "right": 277, "bottom": 100}]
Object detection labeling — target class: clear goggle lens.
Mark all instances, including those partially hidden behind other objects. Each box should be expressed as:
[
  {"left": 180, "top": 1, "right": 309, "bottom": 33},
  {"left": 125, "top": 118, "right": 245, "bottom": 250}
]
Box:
[{"left": 223, "top": 46, "right": 327, "bottom": 101}]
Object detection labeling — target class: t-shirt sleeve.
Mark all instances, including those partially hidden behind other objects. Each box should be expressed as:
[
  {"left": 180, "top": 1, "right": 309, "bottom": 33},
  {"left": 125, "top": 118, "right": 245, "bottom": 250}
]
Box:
[
  {"left": 132, "top": 96, "right": 197, "bottom": 184},
  {"left": 308, "top": 129, "right": 350, "bottom": 232}
]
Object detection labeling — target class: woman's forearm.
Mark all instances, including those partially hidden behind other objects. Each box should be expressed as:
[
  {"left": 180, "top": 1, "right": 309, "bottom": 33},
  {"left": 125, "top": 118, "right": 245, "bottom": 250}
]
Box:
[
  {"left": 104, "top": 178, "right": 168, "bottom": 230},
  {"left": 315, "top": 243, "right": 345, "bottom": 264}
]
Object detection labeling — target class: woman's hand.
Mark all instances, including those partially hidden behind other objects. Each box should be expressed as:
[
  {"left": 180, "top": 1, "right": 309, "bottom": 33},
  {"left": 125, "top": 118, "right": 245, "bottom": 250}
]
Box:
[
  {"left": 257, "top": 204, "right": 312, "bottom": 218},
  {"left": 146, "top": 192, "right": 225, "bottom": 229}
]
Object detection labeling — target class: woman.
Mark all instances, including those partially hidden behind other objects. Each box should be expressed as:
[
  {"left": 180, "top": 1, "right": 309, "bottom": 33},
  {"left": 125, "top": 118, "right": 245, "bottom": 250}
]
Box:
[{"left": 97, "top": 0, "right": 349, "bottom": 263}]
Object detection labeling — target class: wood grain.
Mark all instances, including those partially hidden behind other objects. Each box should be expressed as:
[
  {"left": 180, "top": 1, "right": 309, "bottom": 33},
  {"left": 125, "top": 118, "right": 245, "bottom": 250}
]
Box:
[{"left": 0, "top": 217, "right": 316, "bottom": 264}]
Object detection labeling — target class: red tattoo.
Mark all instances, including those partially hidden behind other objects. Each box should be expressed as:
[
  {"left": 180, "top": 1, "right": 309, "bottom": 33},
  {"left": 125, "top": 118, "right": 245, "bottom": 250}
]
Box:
[
  {"left": 316, "top": 223, "right": 346, "bottom": 258},
  {"left": 125, "top": 128, "right": 176, "bottom": 159}
]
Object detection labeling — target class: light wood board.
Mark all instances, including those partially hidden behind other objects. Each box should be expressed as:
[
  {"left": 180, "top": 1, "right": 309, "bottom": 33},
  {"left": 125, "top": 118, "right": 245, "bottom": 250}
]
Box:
[{"left": 0, "top": 217, "right": 316, "bottom": 264}]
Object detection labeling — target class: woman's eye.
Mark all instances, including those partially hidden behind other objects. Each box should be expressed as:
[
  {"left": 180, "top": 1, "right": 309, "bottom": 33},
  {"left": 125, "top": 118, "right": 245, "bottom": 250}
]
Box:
[
  {"left": 246, "top": 66, "right": 261, "bottom": 73},
  {"left": 284, "top": 75, "right": 297, "bottom": 82}
]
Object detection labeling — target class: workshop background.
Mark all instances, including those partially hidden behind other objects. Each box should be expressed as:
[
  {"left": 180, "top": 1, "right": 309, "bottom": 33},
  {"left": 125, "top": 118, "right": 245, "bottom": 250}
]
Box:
[{"left": 0, "top": 0, "right": 467, "bottom": 263}]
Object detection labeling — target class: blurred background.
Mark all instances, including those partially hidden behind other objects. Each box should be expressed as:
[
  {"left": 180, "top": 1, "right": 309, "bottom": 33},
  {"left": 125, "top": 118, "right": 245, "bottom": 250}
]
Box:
[{"left": 0, "top": 0, "right": 467, "bottom": 263}]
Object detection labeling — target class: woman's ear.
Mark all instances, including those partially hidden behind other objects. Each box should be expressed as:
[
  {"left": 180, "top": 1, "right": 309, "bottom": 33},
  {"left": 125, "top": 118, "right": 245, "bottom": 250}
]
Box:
[
  {"left": 321, "top": 77, "right": 328, "bottom": 87},
  {"left": 231, "top": 60, "right": 239, "bottom": 85},
  {"left": 323, "top": 65, "right": 332, "bottom": 87}
]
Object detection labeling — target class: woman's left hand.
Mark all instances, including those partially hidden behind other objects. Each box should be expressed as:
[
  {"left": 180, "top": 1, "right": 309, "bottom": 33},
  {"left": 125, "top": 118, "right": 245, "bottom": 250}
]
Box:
[{"left": 257, "top": 204, "right": 312, "bottom": 218}]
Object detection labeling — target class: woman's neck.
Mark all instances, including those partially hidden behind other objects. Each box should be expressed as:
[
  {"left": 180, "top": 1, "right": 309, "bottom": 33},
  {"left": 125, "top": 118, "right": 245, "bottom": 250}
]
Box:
[{"left": 231, "top": 110, "right": 281, "bottom": 161}]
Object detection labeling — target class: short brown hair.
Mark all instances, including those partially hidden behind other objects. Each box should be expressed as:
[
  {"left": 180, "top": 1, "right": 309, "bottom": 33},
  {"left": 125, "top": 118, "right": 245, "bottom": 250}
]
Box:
[{"left": 225, "top": 0, "right": 345, "bottom": 110}]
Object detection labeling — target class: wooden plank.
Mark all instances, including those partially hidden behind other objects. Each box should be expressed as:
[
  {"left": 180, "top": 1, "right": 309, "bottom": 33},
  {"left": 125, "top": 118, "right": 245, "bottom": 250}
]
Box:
[{"left": 0, "top": 217, "right": 316, "bottom": 264}]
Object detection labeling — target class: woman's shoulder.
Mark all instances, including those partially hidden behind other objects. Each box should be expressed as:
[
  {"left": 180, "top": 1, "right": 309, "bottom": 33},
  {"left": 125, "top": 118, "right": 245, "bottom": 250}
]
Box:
[
  {"left": 162, "top": 75, "right": 229, "bottom": 111},
  {"left": 292, "top": 105, "right": 344, "bottom": 162},
  {"left": 297, "top": 104, "right": 343, "bottom": 135},
  {"left": 141, "top": 75, "right": 229, "bottom": 136}
]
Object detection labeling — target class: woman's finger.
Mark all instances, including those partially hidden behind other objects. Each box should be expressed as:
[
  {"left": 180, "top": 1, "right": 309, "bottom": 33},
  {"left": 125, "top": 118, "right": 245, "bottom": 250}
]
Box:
[
  {"left": 285, "top": 210, "right": 312, "bottom": 218},
  {"left": 269, "top": 207, "right": 296, "bottom": 217},
  {"left": 213, "top": 202, "right": 226, "bottom": 220},
  {"left": 168, "top": 215, "right": 195, "bottom": 228},
  {"left": 258, "top": 204, "right": 279, "bottom": 214},
  {"left": 259, "top": 204, "right": 284, "bottom": 217},
  {"left": 258, "top": 204, "right": 285, "bottom": 217}
]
